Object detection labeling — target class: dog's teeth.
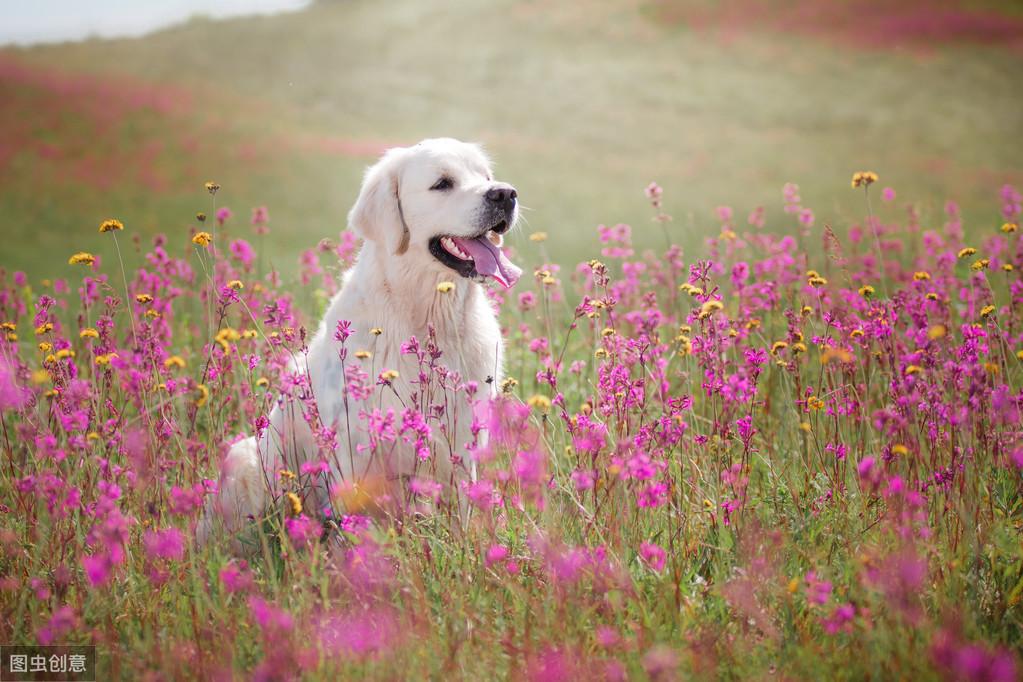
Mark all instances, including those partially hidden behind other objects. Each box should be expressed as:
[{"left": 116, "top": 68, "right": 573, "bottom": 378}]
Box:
[{"left": 440, "top": 237, "right": 471, "bottom": 260}]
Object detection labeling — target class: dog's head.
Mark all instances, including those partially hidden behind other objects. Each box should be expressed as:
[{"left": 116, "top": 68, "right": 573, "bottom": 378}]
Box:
[{"left": 348, "top": 138, "right": 522, "bottom": 288}]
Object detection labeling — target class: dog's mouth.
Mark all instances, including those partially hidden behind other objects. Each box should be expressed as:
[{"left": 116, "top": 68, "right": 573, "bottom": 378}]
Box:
[{"left": 428, "top": 225, "right": 522, "bottom": 289}]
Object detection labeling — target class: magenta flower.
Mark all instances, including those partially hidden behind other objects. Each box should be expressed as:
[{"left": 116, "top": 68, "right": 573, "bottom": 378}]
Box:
[
  {"left": 143, "top": 527, "right": 185, "bottom": 561},
  {"left": 639, "top": 542, "right": 666, "bottom": 572},
  {"left": 219, "top": 560, "right": 254, "bottom": 593},
  {"left": 485, "top": 544, "right": 509, "bottom": 567}
]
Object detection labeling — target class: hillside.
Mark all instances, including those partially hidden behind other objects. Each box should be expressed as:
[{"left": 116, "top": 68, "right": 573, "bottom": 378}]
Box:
[{"left": 1, "top": 0, "right": 1021, "bottom": 276}]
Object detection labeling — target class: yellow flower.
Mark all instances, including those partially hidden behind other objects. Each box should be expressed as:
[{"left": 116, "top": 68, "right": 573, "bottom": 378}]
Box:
[
  {"left": 163, "top": 355, "right": 186, "bottom": 369},
  {"left": 851, "top": 329, "right": 865, "bottom": 338},
  {"left": 821, "top": 347, "right": 853, "bottom": 364},
  {"left": 436, "top": 281, "right": 455, "bottom": 293},
  {"left": 196, "top": 212, "right": 207, "bottom": 223},
  {"left": 527, "top": 394, "right": 552, "bottom": 411},
  {"left": 698, "top": 300, "right": 724, "bottom": 319},
  {"left": 913, "top": 271, "right": 931, "bottom": 281},
  {"left": 80, "top": 328, "right": 99, "bottom": 339},
  {"left": 279, "top": 469, "right": 296, "bottom": 480},
  {"left": 798, "top": 422, "right": 811, "bottom": 433},
  {"left": 594, "top": 348, "right": 607, "bottom": 359},
  {"left": 851, "top": 171, "right": 878, "bottom": 188},
  {"left": 31, "top": 369, "right": 50, "bottom": 384},
  {"left": 926, "top": 292, "right": 939, "bottom": 301},
  {"left": 601, "top": 327, "right": 615, "bottom": 337},
  {"left": 858, "top": 285, "right": 875, "bottom": 298},
  {"left": 227, "top": 280, "right": 243, "bottom": 290},
  {"left": 68, "top": 252, "right": 96, "bottom": 266},
  {"left": 980, "top": 305, "right": 995, "bottom": 319},
  {"left": 787, "top": 577, "right": 800, "bottom": 594},
  {"left": 770, "top": 341, "right": 789, "bottom": 355},
  {"left": 927, "top": 325, "right": 946, "bottom": 340},
  {"left": 256, "top": 377, "right": 269, "bottom": 387},
  {"left": 679, "top": 283, "right": 704, "bottom": 296},
  {"left": 55, "top": 348, "right": 74, "bottom": 360},
  {"left": 1001, "top": 222, "right": 1018, "bottom": 234},
  {"left": 541, "top": 274, "right": 557, "bottom": 286},
  {"left": 204, "top": 181, "right": 220, "bottom": 195},
  {"left": 1003, "top": 264, "right": 1014, "bottom": 272},
  {"left": 87, "top": 431, "right": 100, "bottom": 441},
  {"left": 214, "top": 327, "right": 240, "bottom": 352},
  {"left": 499, "top": 377, "right": 519, "bottom": 393},
  {"left": 135, "top": 294, "right": 153, "bottom": 304},
  {"left": 801, "top": 305, "right": 813, "bottom": 316},
  {"left": 805, "top": 270, "right": 820, "bottom": 279},
  {"left": 192, "top": 232, "right": 213, "bottom": 247},
  {"left": 971, "top": 259, "right": 990, "bottom": 271},
  {"left": 241, "top": 329, "right": 257, "bottom": 340},
  {"left": 0, "top": 322, "right": 15, "bottom": 332},
  {"left": 807, "top": 396, "right": 825, "bottom": 411},
  {"left": 195, "top": 383, "right": 209, "bottom": 407},
  {"left": 807, "top": 276, "right": 827, "bottom": 288},
  {"left": 34, "top": 322, "right": 53, "bottom": 335},
  {"left": 285, "top": 491, "right": 302, "bottom": 516},
  {"left": 370, "top": 327, "right": 383, "bottom": 336},
  {"left": 529, "top": 231, "right": 548, "bottom": 242},
  {"left": 38, "top": 342, "right": 52, "bottom": 353},
  {"left": 1016, "top": 350, "right": 1023, "bottom": 361},
  {"left": 904, "top": 365, "right": 923, "bottom": 375},
  {"left": 145, "top": 310, "right": 160, "bottom": 319},
  {"left": 354, "top": 350, "right": 372, "bottom": 360},
  {"left": 95, "top": 352, "right": 117, "bottom": 366},
  {"left": 792, "top": 342, "right": 807, "bottom": 354},
  {"left": 957, "top": 247, "right": 976, "bottom": 259},
  {"left": 98, "top": 218, "right": 124, "bottom": 233},
  {"left": 891, "top": 444, "right": 909, "bottom": 456},
  {"left": 377, "top": 369, "right": 399, "bottom": 383}
]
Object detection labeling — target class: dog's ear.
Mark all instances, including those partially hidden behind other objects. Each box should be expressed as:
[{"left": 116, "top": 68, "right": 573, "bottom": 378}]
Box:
[{"left": 348, "top": 147, "right": 411, "bottom": 255}]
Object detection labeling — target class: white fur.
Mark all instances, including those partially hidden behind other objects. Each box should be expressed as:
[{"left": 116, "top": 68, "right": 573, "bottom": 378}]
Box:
[{"left": 198, "top": 138, "right": 517, "bottom": 544}]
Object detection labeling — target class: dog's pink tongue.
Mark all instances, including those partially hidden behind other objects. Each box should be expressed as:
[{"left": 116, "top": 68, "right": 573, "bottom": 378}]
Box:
[{"left": 453, "top": 236, "right": 522, "bottom": 289}]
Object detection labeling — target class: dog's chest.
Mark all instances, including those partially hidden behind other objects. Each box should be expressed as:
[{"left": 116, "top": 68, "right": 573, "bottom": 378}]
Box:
[{"left": 305, "top": 290, "right": 502, "bottom": 433}]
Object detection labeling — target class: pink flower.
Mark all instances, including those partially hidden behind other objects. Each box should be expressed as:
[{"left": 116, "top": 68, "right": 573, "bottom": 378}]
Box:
[
  {"left": 249, "top": 596, "right": 293, "bottom": 633},
  {"left": 804, "top": 571, "right": 832, "bottom": 605},
  {"left": 143, "top": 527, "right": 185, "bottom": 561},
  {"left": 219, "top": 560, "right": 254, "bottom": 593},
  {"left": 639, "top": 542, "right": 666, "bottom": 572},
  {"left": 82, "top": 554, "right": 112, "bottom": 587},
  {"left": 485, "top": 544, "right": 509, "bottom": 567},
  {"left": 285, "top": 514, "right": 320, "bottom": 549}
]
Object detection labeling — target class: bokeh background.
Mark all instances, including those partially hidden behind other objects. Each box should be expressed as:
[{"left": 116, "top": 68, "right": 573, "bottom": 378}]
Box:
[{"left": 1, "top": 0, "right": 1021, "bottom": 277}]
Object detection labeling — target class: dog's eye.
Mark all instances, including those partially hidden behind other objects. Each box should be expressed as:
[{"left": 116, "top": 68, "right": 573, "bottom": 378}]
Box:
[{"left": 430, "top": 177, "right": 454, "bottom": 191}]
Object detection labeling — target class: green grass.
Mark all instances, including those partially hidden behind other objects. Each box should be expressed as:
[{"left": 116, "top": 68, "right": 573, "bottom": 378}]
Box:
[{"left": 0, "top": 0, "right": 1020, "bottom": 279}]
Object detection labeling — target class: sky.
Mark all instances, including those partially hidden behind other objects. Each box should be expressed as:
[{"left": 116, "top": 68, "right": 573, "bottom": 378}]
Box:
[{"left": 0, "top": 0, "right": 310, "bottom": 45}]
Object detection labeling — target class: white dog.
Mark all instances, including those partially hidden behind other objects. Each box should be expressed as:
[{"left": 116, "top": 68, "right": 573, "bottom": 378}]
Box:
[{"left": 198, "top": 138, "right": 521, "bottom": 544}]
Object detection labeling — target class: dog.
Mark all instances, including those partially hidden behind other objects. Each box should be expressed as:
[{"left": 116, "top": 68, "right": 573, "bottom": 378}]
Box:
[{"left": 197, "top": 138, "right": 521, "bottom": 545}]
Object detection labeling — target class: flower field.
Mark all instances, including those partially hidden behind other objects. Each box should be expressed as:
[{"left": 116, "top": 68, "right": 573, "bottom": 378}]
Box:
[{"left": 1, "top": 177, "right": 1021, "bottom": 680}]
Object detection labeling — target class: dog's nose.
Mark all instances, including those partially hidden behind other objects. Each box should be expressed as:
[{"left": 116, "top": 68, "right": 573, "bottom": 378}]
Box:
[{"left": 485, "top": 186, "right": 517, "bottom": 211}]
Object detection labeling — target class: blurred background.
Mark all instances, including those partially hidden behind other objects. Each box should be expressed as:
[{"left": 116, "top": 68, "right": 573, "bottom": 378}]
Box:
[{"left": 1, "top": 0, "right": 1021, "bottom": 278}]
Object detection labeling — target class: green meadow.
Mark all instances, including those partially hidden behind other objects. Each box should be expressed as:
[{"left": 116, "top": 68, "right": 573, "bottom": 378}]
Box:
[{"left": 1, "top": 0, "right": 1021, "bottom": 278}]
